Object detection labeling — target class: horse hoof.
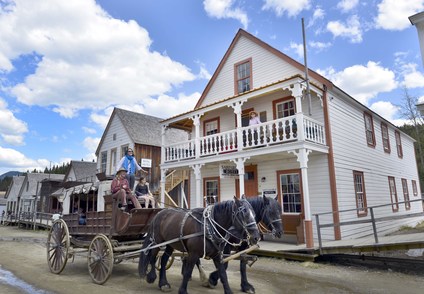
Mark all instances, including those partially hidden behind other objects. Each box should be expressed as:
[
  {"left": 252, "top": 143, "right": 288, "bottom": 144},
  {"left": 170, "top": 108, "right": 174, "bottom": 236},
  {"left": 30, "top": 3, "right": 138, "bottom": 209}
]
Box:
[
  {"left": 160, "top": 284, "right": 172, "bottom": 292},
  {"left": 208, "top": 282, "right": 216, "bottom": 289},
  {"left": 242, "top": 287, "right": 255, "bottom": 294}
]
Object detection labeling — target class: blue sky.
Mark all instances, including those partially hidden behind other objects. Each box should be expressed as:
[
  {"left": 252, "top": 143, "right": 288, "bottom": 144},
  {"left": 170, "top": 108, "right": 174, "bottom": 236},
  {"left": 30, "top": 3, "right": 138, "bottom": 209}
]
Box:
[{"left": 0, "top": 0, "right": 424, "bottom": 176}]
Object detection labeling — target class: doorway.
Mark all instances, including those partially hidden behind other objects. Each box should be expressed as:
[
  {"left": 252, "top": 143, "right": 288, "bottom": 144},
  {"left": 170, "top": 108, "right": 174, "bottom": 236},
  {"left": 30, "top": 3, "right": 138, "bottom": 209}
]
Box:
[{"left": 235, "top": 165, "right": 258, "bottom": 198}]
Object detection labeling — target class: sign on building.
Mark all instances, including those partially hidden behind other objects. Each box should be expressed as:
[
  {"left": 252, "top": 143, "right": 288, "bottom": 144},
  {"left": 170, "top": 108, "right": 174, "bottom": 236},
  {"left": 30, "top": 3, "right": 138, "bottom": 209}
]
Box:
[
  {"left": 262, "top": 188, "right": 277, "bottom": 198},
  {"left": 141, "top": 158, "right": 152, "bottom": 168},
  {"left": 220, "top": 164, "right": 239, "bottom": 178}
]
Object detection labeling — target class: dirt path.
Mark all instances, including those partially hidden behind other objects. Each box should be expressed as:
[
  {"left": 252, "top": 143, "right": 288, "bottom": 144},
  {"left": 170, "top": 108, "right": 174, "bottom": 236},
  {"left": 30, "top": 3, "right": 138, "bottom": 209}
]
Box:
[{"left": 1, "top": 226, "right": 424, "bottom": 294}]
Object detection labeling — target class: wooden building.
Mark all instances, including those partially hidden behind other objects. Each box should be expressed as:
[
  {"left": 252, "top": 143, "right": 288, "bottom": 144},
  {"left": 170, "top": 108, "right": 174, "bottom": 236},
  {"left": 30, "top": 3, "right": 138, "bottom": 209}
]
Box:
[{"left": 159, "top": 29, "right": 422, "bottom": 247}]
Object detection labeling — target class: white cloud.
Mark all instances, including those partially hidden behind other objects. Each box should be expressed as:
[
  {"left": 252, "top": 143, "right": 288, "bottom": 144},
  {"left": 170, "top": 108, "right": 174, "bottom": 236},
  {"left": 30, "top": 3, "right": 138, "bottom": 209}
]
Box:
[
  {"left": 262, "top": 0, "right": 311, "bottom": 17},
  {"left": 83, "top": 136, "right": 100, "bottom": 154},
  {"left": 327, "top": 15, "right": 362, "bottom": 43},
  {"left": 318, "top": 61, "right": 398, "bottom": 105},
  {"left": 375, "top": 0, "right": 424, "bottom": 31},
  {"left": 309, "top": 41, "right": 332, "bottom": 51},
  {"left": 337, "top": 0, "right": 359, "bottom": 13},
  {"left": 0, "top": 0, "right": 196, "bottom": 118},
  {"left": 196, "top": 61, "right": 212, "bottom": 80},
  {"left": 288, "top": 42, "right": 304, "bottom": 59},
  {"left": 0, "top": 146, "right": 47, "bottom": 171},
  {"left": 82, "top": 126, "right": 96, "bottom": 134},
  {"left": 369, "top": 101, "right": 400, "bottom": 122},
  {"left": 0, "top": 98, "right": 28, "bottom": 145},
  {"left": 398, "top": 63, "right": 424, "bottom": 88},
  {"left": 307, "top": 7, "right": 325, "bottom": 28},
  {"left": 203, "top": 0, "right": 248, "bottom": 29}
]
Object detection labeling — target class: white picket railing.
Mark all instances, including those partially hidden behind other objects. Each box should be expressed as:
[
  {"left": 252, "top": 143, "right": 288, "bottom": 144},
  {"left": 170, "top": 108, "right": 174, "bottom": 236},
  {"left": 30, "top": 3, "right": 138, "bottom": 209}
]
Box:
[{"left": 164, "top": 114, "right": 325, "bottom": 162}]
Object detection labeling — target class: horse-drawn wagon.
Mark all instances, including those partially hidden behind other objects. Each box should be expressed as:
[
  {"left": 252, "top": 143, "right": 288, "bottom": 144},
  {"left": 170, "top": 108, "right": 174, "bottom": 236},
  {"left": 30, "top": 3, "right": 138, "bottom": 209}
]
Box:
[{"left": 46, "top": 193, "right": 165, "bottom": 284}]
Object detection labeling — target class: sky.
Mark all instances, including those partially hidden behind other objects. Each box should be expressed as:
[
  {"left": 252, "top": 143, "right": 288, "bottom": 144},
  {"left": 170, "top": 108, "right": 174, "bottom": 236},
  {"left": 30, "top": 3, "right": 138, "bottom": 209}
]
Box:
[{"left": 0, "top": 0, "right": 424, "bottom": 176}]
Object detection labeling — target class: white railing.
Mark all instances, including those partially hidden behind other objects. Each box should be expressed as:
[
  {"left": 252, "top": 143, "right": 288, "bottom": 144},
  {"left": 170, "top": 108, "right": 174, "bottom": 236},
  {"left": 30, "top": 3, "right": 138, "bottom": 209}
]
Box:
[
  {"left": 164, "top": 139, "right": 195, "bottom": 162},
  {"left": 200, "top": 129, "right": 237, "bottom": 156},
  {"left": 163, "top": 114, "right": 326, "bottom": 162}
]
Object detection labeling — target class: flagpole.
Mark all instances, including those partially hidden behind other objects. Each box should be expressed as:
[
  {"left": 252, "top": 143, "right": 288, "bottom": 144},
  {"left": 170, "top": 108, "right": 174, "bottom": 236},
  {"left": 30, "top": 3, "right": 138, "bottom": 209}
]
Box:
[{"left": 302, "top": 18, "right": 312, "bottom": 116}]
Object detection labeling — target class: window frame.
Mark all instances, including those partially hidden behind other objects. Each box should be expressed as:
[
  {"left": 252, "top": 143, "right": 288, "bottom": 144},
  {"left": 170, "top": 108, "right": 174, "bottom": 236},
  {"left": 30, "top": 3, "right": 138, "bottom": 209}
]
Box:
[
  {"left": 234, "top": 58, "right": 252, "bottom": 95},
  {"left": 353, "top": 171, "right": 368, "bottom": 217},
  {"left": 412, "top": 180, "right": 418, "bottom": 197},
  {"left": 395, "top": 130, "right": 403, "bottom": 158},
  {"left": 277, "top": 169, "right": 303, "bottom": 214},
  {"left": 388, "top": 176, "right": 399, "bottom": 212},
  {"left": 203, "top": 177, "right": 220, "bottom": 206},
  {"left": 401, "top": 178, "right": 411, "bottom": 210},
  {"left": 203, "top": 117, "right": 220, "bottom": 136},
  {"left": 100, "top": 151, "right": 107, "bottom": 173},
  {"left": 110, "top": 148, "right": 117, "bottom": 175},
  {"left": 273, "top": 97, "right": 296, "bottom": 119},
  {"left": 364, "top": 112, "right": 376, "bottom": 147},
  {"left": 380, "top": 122, "right": 391, "bottom": 153}
]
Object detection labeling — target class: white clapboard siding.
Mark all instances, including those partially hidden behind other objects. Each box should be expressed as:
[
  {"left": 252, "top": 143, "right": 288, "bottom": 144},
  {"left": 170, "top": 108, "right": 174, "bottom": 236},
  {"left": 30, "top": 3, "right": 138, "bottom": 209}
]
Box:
[
  {"left": 200, "top": 35, "right": 322, "bottom": 107},
  {"left": 97, "top": 115, "right": 132, "bottom": 176},
  {"left": 327, "top": 90, "right": 422, "bottom": 238}
]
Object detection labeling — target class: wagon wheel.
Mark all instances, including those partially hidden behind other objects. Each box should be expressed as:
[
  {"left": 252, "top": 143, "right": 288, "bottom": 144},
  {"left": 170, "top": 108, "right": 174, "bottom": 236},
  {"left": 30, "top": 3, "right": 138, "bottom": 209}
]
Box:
[
  {"left": 87, "top": 234, "right": 114, "bottom": 285},
  {"left": 47, "top": 219, "right": 70, "bottom": 274},
  {"left": 155, "top": 253, "right": 175, "bottom": 271}
]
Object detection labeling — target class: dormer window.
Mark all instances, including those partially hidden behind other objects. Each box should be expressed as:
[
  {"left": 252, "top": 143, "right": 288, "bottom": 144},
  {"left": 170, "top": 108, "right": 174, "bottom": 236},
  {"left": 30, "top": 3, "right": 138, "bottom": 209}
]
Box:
[{"left": 235, "top": 58, "right": 252, "bottom": 94}]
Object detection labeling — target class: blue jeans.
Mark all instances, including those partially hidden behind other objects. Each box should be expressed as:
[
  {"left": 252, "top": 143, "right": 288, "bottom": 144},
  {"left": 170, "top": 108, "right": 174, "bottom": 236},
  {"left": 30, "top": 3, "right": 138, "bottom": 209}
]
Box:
[{"left": 126, "top": 173, "right": 135, "bottom": 190}]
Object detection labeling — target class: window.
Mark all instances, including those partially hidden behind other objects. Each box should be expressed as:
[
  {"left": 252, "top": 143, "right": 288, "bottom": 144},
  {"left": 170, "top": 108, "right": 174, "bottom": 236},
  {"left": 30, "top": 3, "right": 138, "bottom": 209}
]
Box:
[
  {"left": 278, "top": 171, "right": 302, "bottom": 214},
  {"left": 381, "top": 123, "right": 390, "bottom": 153},
  {"left": 388, "top": 176, "right": 399, "bottom": 212},
  {"left": 401, "top": 178, "right": 410, "bottom": 210},
  {"left": 395, "top": 130, "right": 403, "bottom": 158},
  {"left": 203, "top": 118, "right": 219, "bottom": 136},
  {"left": 412, "top": 180, "right": 418, "bottom": 197},
  {"left": 273, "top": 97, "right": 296, "bottom": 119},
  {"left": 203, "top": 177, "right": 220, "bottom": 206},
  {"left": 364, "top": 112, "right": 375, "bottom": 147},
  {"left": 110, "top": 148, "right": 117, "bottom": 174},
  {"left": 121, "top": 145, "right": 128, "bottom": 158},
  {"left": 235, "top": 58, "right": 252, "bottom": 94},
  {"left": 353, "top": 171, "right": 367, "bottom": 216},
  {"left": 101, "top": 151, "right": 107, "bottom": 173},
  {"left": 113, "top": 133, "right": 117, "bottom": 141}
]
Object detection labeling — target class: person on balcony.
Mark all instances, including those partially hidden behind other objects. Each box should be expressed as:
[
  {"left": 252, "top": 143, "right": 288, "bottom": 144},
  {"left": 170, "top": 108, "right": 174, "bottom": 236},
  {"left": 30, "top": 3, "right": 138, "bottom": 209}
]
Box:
[
  {"left": 111, "top": 167, "right": 142, "bottom": 211},
  {"left": 116, "top": 148, "right": 148, "bottom": 190},
  {"left": 249, "top": 111, "right": 261, "bottom": 125},
  {"left": 135, "top": 177, "right": 156, "bottom": 208}
]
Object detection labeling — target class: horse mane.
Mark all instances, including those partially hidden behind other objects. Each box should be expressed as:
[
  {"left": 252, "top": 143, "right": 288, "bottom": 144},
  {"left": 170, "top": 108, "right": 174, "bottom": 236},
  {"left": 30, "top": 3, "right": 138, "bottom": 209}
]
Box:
[
  {"left": 211, "top": 199, "right": 235, "bottom": 216},
  {"left": 247, "top": 197, "right": 265, "bottom": 222}
]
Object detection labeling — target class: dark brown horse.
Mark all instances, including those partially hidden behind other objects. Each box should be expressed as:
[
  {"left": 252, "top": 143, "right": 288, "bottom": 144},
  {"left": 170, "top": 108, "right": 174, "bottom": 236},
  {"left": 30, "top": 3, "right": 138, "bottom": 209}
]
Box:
[
  {"left": 206, "top": 195, "right": 283, "bottom": 293},
  {"left": 138, "top": 197, "right": 260, "bottom": 294}
]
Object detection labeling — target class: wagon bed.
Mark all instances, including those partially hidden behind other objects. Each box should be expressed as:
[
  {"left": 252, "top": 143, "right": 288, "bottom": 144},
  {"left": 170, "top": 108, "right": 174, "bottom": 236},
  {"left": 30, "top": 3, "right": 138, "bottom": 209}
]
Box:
[{"left": 46, "top": 194, "right": 165, "bottom": 284}]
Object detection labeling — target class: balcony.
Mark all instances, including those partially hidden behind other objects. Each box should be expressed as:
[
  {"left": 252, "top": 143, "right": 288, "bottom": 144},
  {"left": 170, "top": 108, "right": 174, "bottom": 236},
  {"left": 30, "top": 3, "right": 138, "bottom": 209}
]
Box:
[{"left": 163, "top": 113, "right": 326, "bottom": 163}]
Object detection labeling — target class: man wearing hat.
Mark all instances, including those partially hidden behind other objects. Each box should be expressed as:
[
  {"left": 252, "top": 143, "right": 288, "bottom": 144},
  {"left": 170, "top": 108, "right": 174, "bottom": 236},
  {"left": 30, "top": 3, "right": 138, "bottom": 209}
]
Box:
[
  {"left": 111, "top": 167, "right": 142, "bottom": 211},
  {"left": 116, "top": 148, "right": 148, "bottom": 190}
]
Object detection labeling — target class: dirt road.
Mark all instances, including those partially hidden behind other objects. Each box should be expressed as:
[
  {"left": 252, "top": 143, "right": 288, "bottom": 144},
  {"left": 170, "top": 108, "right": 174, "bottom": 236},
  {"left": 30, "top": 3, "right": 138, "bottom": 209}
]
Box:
[{"left": 0, "top": 226, "right": 423, "bottom": 294}]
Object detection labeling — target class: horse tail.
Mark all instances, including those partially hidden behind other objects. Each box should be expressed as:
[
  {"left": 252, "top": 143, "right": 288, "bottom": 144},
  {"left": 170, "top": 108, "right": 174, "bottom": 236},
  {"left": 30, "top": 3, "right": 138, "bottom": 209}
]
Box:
[{"left": 138, "top": 232, "right": 153, "bottom": 278}]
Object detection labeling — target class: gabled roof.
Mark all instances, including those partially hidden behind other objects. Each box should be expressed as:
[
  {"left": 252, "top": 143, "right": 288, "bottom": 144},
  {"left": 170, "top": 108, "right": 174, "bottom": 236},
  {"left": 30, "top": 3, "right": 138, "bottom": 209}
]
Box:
[
  {"left": 96, "top": 107, "right": 188, "bottom": 155},
  {"left": 194, "top": 28, "right": 332, "bottom": 109},
  {"left": 64, "top": 160, "right": 97, "bottom": 182},
  {"left": 18, "top": 173, "right": 64, "bottom": 199},
  {"left": 4, "top": 175, "right": 25, "bottom": 200}
]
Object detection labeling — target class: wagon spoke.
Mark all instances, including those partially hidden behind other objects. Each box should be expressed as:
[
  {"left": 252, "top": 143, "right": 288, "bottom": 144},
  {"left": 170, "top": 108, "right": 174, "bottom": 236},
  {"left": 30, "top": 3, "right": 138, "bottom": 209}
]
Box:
[
  {"left": 88, "top": 234, "right": 114, "bottom": 285},
  {"left": 47, "top": 219, "right": 69, "bottom": 274}
]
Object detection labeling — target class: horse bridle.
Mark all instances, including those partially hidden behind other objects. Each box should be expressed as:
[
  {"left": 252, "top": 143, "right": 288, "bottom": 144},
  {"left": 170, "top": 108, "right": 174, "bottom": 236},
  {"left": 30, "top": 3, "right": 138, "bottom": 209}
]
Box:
[
  {"left": 260, "top": 208, "right": 282, "bottom": 237},
  {"left": 231, "top": 201, "right": 258, "bottom": 243}
]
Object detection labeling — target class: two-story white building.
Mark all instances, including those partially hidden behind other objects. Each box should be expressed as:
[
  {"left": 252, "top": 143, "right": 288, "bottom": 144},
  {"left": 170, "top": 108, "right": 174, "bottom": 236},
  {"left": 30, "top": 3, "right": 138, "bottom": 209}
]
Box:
[{"left": 159, "top": 29, "right": 422, "bottom": 247}]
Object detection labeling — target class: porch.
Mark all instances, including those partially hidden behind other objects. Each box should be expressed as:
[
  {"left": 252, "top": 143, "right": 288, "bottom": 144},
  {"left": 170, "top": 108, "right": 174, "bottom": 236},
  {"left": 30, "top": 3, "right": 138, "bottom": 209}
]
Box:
[{"left": 163, "top": 113, "right": 326, "bottom": 163}]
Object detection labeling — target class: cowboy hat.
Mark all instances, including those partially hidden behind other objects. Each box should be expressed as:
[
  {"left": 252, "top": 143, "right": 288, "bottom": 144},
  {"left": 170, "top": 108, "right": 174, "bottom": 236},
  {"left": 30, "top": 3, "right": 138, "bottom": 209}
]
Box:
[
  {"left": 249, "top": 110, "right": 258, "bottom": 116},
  {"left": 117, "top": 167, "right": 127, "bottom": 174}
]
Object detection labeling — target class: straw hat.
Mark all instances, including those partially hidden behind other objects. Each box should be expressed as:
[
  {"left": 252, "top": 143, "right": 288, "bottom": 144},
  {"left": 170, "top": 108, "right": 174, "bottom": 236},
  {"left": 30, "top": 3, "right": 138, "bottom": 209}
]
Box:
[
  {"left": 249, "top": 111, "right": 258, "bottom": 116},
  {"left": 117, "top": 167, "right": 127, "bottom": 175}
]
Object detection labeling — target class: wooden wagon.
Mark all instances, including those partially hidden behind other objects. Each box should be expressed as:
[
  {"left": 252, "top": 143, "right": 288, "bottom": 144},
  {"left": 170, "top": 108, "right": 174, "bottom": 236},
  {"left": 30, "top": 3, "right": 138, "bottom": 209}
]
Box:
[{"left": 46, "top": 194, "right": 167, "bottom": 285}]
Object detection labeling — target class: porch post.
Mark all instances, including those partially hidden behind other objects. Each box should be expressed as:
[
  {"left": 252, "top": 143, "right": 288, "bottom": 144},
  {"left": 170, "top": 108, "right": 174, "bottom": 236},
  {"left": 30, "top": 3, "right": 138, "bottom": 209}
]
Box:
[
  {"left": 192, "top": 114, "right": 202, "bottom": 159},
  {"left": 160, "top": 168, "right": 167, "bottom": 208},
  {"left": 190, "top": 164, "right": 204, "bottom": 207},
  {"left": 291, "top": 148, "right": 314, "bottom": 249},
  {"left": 232, "top": 157, "right": 249, "bottom": 197},
  {"left": 291, "top": 82, "right": 303, "bottom": 113},
  {"left": 160, "top": 125, "right": 167, "bottom": 208},
  {"left": 229, "top": 101, "right": 246, "bottom": 151}
]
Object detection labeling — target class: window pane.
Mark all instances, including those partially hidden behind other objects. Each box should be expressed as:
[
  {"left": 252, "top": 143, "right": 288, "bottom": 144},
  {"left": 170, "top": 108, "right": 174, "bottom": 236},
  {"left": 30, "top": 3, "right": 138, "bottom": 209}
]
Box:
[{"left": 280, "top": 173, "right": 301, "bottom": 213}]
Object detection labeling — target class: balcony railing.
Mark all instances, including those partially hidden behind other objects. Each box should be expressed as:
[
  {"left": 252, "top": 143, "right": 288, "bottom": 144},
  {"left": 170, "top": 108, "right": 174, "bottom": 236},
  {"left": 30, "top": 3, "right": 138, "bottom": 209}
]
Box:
[{"left": 164, "top": 114, "right": 326, "bottom": 162}]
